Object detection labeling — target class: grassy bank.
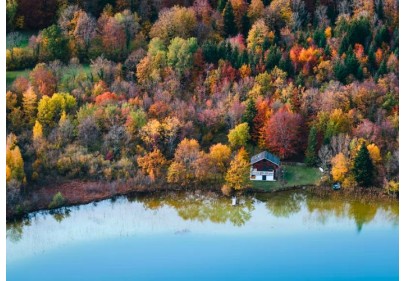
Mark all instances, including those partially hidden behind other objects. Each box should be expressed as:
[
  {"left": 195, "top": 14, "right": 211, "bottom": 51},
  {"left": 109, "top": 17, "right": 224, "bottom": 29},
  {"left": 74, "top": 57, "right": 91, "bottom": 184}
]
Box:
[{"left": 252, "top": 164, "right": 323, "bottom": 191}]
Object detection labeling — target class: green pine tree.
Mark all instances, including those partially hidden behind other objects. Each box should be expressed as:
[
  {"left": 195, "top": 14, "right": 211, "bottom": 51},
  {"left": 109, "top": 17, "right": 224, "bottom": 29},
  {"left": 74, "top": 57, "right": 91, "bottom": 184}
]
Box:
[
  {"left": 238, "top": 49, "right": 249, "bottom": 66},
  {"left": 367, "top": 46, "right": 377, "bottom": 73},
  {"left": 242, "top": 98, "right": 257, "bottom": 136},
  {"left": 265, "top": 45, "right": 282, "bottom": 71},
  {"left": 202, "top": 41, "right": 218, "bottom": 63},
  {"left": 231, "top": 47, "right": 240, "bottom": 67},
  {"left": 376, "top": 0, "right": 384, "bottom": 20},
  {"left": 376, "top": 60, "right": 387, "bottom": 78},
  {"left": 353, "top": 143, "right": 374, "bottom": 187},
  {"left": 241, "top": 12, "right": 250, "bottom": 37},
  {"left": 305, "top": 126, "right": 318, "bottom": 166},
  {"left": 345, "top": 48, "right": 360, "bottom": 77},
  {"left": 218, "top": 0, "right": 226, "bottom": 12},
  {"left": 334, "top": 61, "right": 348, "bottom": 83},
  {"left": 223, "top": 1, "right": 237, "bottom": 37}
]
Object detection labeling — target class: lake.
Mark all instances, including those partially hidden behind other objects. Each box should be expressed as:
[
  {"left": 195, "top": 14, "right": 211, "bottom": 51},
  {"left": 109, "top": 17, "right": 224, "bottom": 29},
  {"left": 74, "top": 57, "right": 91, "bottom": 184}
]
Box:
[{"left": 6, "top": 190, "right": 399, "bottom": 281}]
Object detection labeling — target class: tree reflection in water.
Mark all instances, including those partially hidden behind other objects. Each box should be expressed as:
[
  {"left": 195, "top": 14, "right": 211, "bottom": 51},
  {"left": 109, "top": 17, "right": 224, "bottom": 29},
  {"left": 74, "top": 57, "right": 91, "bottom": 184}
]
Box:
[
  {"left": 259, "top": 191, "right": 305, "bottom": 218},
  {"left": 6, "top": 218, "right": 31, "bottom": 243},
  {"left": 305, "top": 193, "right": 398, "bottom": 232},
  {"left": 348, "top": 201, "right": 378, "bottom": 232},
  {"left": 130, "top": 191, "right": 255, "bottom": 226},
  {"left": 306, "top": 194, "right": 346, "bottom": 224},
  {"left": 50, "top": 208, "right": 71, "bottom": 223},
  {"left": 6, "top": 190, "right": 399, "bottom": 237}
]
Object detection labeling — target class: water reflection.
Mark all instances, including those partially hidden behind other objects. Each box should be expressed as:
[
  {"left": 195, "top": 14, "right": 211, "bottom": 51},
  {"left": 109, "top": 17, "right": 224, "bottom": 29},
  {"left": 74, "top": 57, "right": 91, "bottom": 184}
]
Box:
[
  {"left": 50, "top": 208, "right": 71, "bottom": 223},
  {"left": 6, "top": 218, "right": 31, "bottom": 243},
  {"left": 129, "top": 192, "right": 255, "bottom": 226},
  {"left": 348, "top": 201, "right": 378, "bottom": 232},
  {"left": 258, "top": 192, "right": 304, "bottom": 218},
  {"left": 306, "top": 194, "right": 346, "bottom": 224},
  {"left": 6, "top": 190, "right": 399, "bottom": 249}
]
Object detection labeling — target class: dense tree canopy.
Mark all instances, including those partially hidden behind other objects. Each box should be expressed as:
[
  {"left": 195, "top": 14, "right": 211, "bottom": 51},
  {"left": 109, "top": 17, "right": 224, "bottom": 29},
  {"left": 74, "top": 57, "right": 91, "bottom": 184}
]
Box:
[{"left": 6, "top": 0, "right": 399, "bottom": 192}]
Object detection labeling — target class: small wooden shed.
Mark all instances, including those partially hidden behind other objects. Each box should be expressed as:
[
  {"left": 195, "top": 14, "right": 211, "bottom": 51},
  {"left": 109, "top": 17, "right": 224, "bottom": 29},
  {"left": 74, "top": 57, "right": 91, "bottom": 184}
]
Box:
[{"left": 250, "top": 151, "right": 281, "bottom": 181}]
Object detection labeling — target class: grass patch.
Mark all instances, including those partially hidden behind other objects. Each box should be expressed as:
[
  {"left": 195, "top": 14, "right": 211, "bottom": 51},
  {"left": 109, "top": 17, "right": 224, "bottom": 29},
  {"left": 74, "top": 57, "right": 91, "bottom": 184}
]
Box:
[
  {"left": 6, "top": 69, "right": 31, "bottom": 88},
  {"left": 252, "top": 164, "right": 322, "bottom": 191}
]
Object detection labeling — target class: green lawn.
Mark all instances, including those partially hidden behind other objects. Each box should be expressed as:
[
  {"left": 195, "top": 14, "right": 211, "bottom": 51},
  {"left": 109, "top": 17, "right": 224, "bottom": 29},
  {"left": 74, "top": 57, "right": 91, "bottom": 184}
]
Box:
[
  {"left": 6, "top": 69, "right": 31, "bottom": 88},
  {"left": 252, "top": 164, "right": 322, "bottom": 191}
]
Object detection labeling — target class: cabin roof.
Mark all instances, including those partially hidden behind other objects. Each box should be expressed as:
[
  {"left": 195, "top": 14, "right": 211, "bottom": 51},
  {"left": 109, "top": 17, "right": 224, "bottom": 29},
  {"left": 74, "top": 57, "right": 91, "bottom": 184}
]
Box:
[{"left": 250, "top": 151, "right": 281, "bottom": 166}]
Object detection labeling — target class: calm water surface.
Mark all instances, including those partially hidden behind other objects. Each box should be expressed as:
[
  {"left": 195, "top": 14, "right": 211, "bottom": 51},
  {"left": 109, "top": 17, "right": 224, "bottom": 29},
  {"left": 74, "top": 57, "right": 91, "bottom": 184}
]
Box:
[{"left": 7, "top": 190, "right": 399, "bottom": 281}]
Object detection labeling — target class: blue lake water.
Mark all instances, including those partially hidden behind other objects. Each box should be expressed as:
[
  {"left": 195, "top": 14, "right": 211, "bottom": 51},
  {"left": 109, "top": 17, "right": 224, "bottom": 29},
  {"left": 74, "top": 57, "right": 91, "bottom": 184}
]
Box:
[{"left": 7, "top": 191, "right": 399, "bottom": 280}]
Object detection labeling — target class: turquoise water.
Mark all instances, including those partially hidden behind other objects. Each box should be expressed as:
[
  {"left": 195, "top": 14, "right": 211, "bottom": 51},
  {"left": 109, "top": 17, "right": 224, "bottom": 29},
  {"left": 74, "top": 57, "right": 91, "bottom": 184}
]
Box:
[{"left": 7, "top": 191, "right": 399, "bottom": 280}]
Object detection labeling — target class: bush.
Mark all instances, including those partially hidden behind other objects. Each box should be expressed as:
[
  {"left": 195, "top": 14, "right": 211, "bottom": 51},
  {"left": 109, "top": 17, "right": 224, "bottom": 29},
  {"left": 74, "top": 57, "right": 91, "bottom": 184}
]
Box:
[
  {"left": 49, "top": 192, "right": 66, "bottom": 209},
  {"left": 6, "top": 47, "right": 37, "bottom": 70}
]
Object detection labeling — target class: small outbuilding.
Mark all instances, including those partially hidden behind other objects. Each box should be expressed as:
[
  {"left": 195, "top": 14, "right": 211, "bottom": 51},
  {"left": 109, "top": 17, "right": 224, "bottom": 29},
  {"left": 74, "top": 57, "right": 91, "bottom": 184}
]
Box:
[{"left": 250, "top": 151, "right": 281, "bottom": 181}]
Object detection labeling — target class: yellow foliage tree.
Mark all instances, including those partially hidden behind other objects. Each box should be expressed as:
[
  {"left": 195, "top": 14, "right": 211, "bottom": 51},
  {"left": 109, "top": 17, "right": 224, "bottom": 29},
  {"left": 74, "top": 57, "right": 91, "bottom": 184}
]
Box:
[
  {"left": 247, "top": 19, "right": 269, "bottom": 52},
  {"left": 33, "top": 120, "right": 44, "bottom": 141},
  {"left": 22, "top": 86, "right": 37, "bottom": 127},
  {"left": 385, "top": 180, "right": 399, "bottom": 193},
  {"left": 248, "top": 0, "right": 264, "bottom": 22},
  {"left": 167, "top": 161, "right": 188, "bottom": 185},
  {"left": 140, "top": 119, "right": 162, "bottom": 149},
  {"left": 137, "top": 149, "right": 168, "bottom": 181},
  {"left": 6, "top": 165, "right": 11, "bottom": 182},
  {"left": 224, "top": 147, "right": 251, "bottom": 190},
  {"left": 331, "top": 153, "right": 349, "bottom": 183},
  {"left": 6, "top": 134, "right": 26, "bottom": 186},
  {"left": 367, "top": 144, "right": 382, "bottom": 165},
  {"left": 208, "top": 143, "right": 232, "bottom": 174},
  {"left": 324, "top": 26, "right": 332, "bottom": 39},
  {"left": 228, "top": 122, "right": 250, "bottom": 149},
  {"left": 239, "top": 64, "right": 252, "bottom": 78}
]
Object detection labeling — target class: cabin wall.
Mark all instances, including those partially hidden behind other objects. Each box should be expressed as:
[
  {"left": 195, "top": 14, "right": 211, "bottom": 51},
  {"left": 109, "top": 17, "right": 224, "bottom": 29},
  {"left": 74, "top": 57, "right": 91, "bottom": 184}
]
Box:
[
  {"left": 250, "top": 174, "right": 274, "bottom": 181},
  {"left": 252, "top": 160, "right": 279, "bottom": 171},
  {"left": 250, "top": 159, "right": 279, "bottom": 181}
]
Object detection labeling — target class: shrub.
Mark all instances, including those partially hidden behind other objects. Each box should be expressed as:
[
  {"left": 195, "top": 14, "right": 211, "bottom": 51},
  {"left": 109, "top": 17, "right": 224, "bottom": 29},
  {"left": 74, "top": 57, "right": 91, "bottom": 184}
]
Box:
[
  {"left": 6, "top": 47, "right": 37, "bottom": 70},
  {"left": 49, "top": 192, "right": 66, "bottom": 209}
]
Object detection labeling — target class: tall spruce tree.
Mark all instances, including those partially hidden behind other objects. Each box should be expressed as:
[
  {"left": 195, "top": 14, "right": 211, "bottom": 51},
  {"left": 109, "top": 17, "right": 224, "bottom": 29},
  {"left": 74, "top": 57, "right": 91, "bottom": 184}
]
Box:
[
  {"left": 218, "top": 0, "right": 226, "bottom": 12},
  {"left": 242, "top": 98, "right": 257, "bottom": 136},
  {"left": 241, "top": 12, "right": 250, "bottom": 37},
  {"left": 305, "top": 126, "right": 318, "bottom": 166},
  {"left": 353, "top": 143, "right": 374, "bottom": 187},
  {"left": 223, "top": 1, "right": 237, "bottom": 37}
]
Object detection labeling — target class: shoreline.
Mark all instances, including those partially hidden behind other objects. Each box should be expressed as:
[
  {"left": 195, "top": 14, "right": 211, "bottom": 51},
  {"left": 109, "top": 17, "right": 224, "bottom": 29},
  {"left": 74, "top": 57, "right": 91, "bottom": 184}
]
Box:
[{"left": 6, "top": 179, "right": 397, "bottom": 222}]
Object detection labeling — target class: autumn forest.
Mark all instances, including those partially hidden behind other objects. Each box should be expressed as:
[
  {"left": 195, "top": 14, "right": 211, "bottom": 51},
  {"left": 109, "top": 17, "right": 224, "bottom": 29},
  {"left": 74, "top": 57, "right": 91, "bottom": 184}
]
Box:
[{"left": 6, "top": 0, "right": 399, "bottom": 207}]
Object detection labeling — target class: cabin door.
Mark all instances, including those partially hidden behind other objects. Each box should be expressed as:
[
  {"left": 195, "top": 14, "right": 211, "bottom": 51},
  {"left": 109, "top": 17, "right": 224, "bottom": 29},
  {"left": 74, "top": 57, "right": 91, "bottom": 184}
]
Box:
[{"left": 262, "top": 175, "right": 266, "bottom": 181}]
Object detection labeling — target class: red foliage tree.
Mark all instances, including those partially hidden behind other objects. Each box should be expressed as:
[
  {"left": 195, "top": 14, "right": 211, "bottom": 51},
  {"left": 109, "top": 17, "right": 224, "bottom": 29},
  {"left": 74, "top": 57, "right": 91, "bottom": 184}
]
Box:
[
  {"left": 29, "top": 64, "right": 57, "bottom": 96},
  {"left": 101, "top": 17, "right": 126, "bottom": 58},
  {"left": 264, "top": 107, "right": 304, "bottom": 159},
  {"left": 95, "top": 92, "right": 119, "bottom": 105}
]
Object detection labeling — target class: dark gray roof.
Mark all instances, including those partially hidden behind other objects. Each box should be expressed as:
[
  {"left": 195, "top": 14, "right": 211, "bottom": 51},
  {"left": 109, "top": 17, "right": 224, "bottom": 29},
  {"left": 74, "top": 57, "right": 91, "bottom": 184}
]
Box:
[{"left": 250, "top": 151, "right": 281, "bottom": 166}]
